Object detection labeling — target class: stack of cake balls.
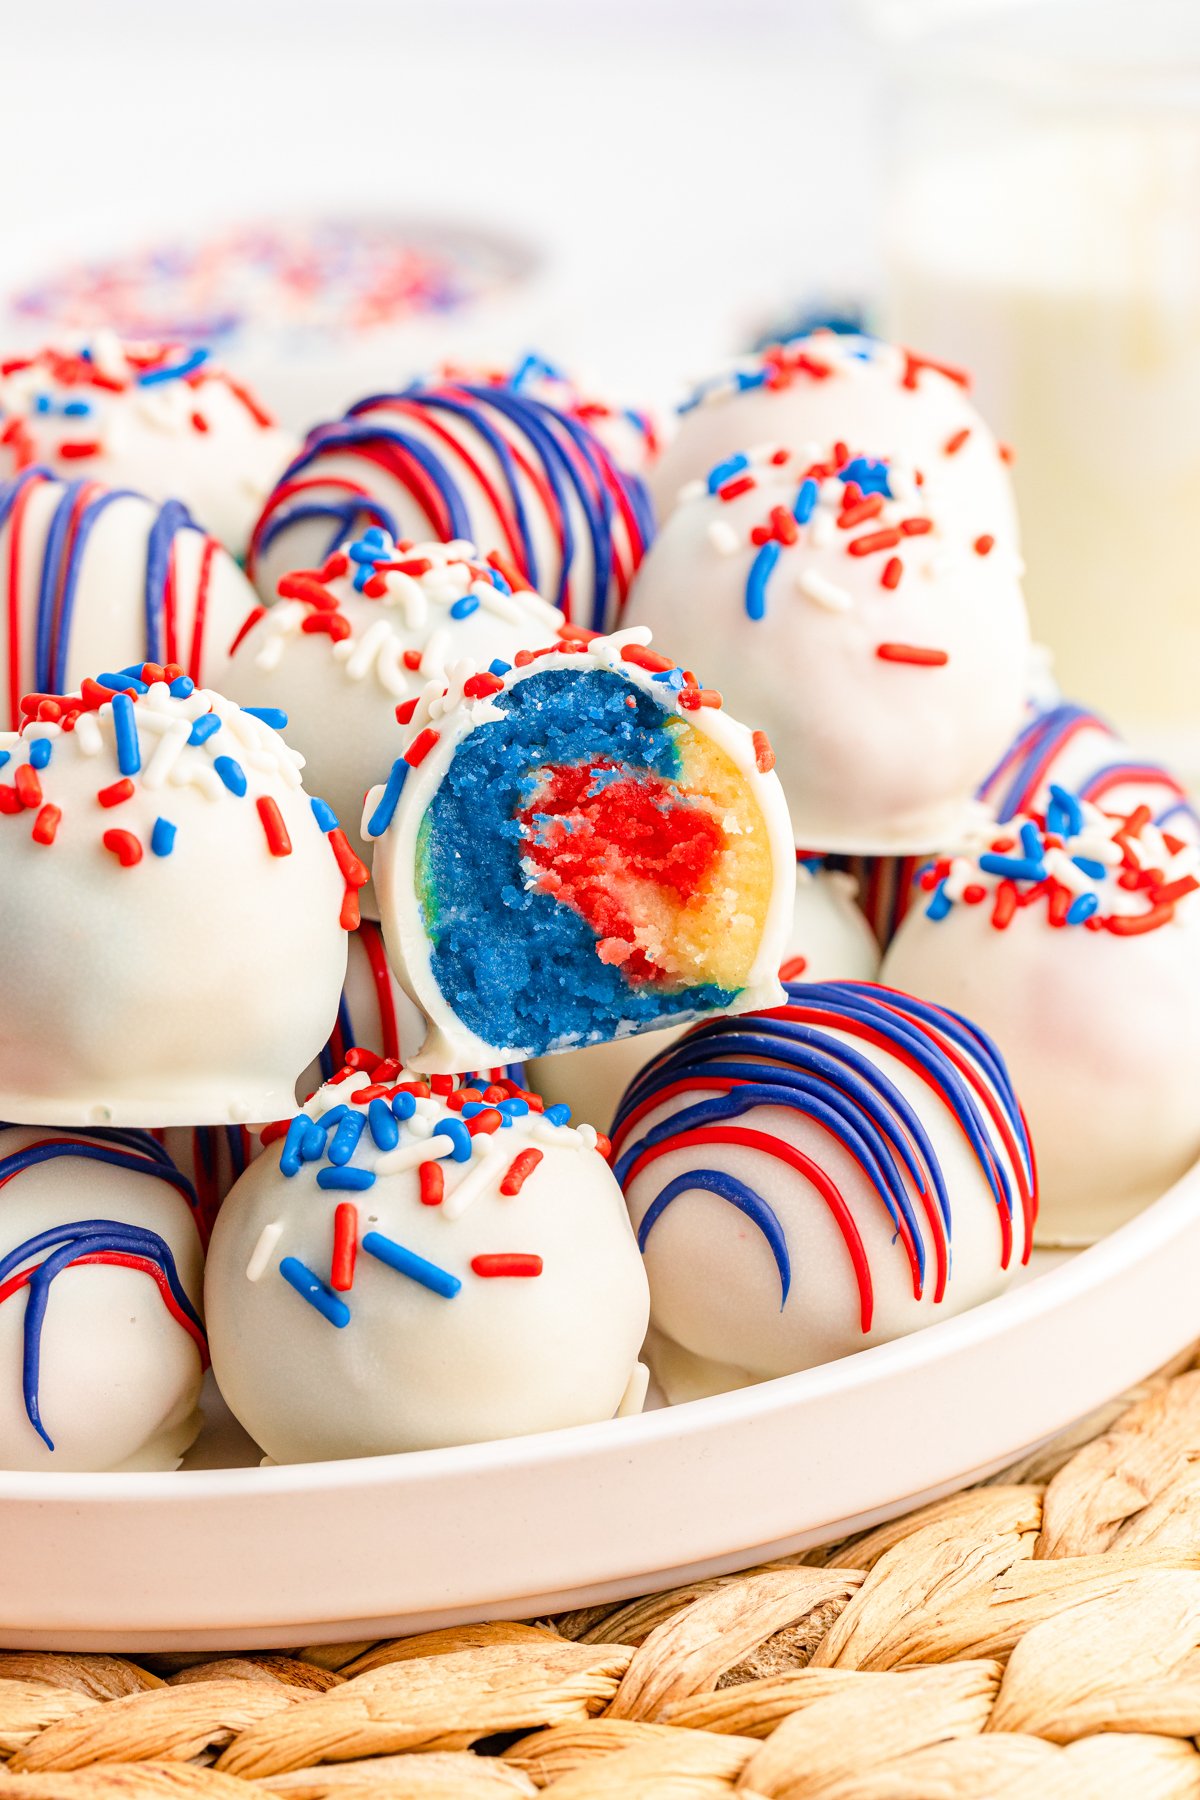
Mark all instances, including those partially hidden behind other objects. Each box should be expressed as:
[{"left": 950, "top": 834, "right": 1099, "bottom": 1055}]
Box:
[{"left": 0, "top": 325, "right": 1195, "bottom": 1470}]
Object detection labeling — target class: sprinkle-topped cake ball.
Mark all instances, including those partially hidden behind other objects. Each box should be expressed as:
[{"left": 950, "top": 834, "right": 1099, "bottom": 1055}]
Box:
[
  {"left": 650, "top": 332, "right": 1017, "bottom": 540},
  {"left": 0, "top": 468, "right": 261, "bottom": 731},
  {"left": 614, "top": 981, "right": 1036, "bottom": 1401},
  {"left": 626, "top": 443, "right": 1030, "bottom": 853},
  {"left": 221, "top": 529, "right": 567, "bottom": 911},
  {"left": 883, "top": 793, "right": 1200, "bottom": 1244},
  {"left": 0, "top": 1125, "right": 206, "bottom": 1470},
  {"left": 247, "top": 359, "right": 656, "bottom": 632},
  {"left": 363, "top": 627, "right": 795, "bottom": 1073},
  {"left": 0, "top": 336, "right": 294, "bottom": 558},
  {"left": 528, "top": 858, "right": 881, "bottom": 1132},
  {"left": 0, "top": 666, "right": 363, "bottom": 1128},
  {"left": 204, "top": 1061, "right": 649, "bottom": 1461}
]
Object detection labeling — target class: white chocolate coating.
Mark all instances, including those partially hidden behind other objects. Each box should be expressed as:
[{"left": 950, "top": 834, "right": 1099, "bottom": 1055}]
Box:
[
  {"left": 882, "top": 806, "right": 1200, "bottom": 1246},
  {"left": 0, "top": 334, "right": 295, "bottom": 558},
  {"left": 220, "top": 534, "right": 565, "bottom": 916},
  {"left": 617, "top": 984, "right": 1033, "bottom": 1400},
  {"left": 528, "top": 864, "right": 881, "bottom": 1132},
  {"left": 625, "top": 446, "right": 1030, "bottom": 853},
  {"left": 0, "top": 469, "right": 259, "bottom": 727},
  {"left": 0, "top": 1125, "right": 205, "bottom": 1471},
  {"left": 204, "top": 1071, "right": 650, "bottom": 1461},
  {"left": 363, "top": 628, "right": 796, "bottom": 1074},
  {"left": 0, "top": 680, "right": 349, "bottom": 1128},
  {"left": 650, "top": 332, "right": 1017, "bottom": 540}
]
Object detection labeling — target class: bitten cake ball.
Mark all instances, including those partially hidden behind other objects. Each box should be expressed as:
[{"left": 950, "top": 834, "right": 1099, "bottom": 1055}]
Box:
[
  {"left": 614, "top": 981, "right": 1036, "bottom": 1402},
  {"left": 205, "top": 1062, "right": 650, "bottom": 1461},
  {"left": 0, "top": 335, "right": 294, "bottom": 558},
  {"left": 221, "top": 529, "right": 567, "bottom": 911},
  {"left": 0, "top": 666, "right": 362, "bottom": 1128},
  {"left": 0, "top": 467, "right": 260, "bottom": 728},
  {"left": 247, "top": 358, "right": 656, "bottom": 632},
  {"left": 363, "top": 627, "right": 796, "bottom": 1073},
  {"left": 650, "top": 331, "right": 1016, "bottom": 540},
  {"left": 625, "top": 443, "right": 1030, "bottom": 853},
  {"left": 527, "top": 858, "right": 881, "bottom": 1132},
  {"left": 882, "top": 791, "right": 1200, "bottom": 1246},
  {"left": 0, "top": 1125, "right": 206, "bottom": 1470}
]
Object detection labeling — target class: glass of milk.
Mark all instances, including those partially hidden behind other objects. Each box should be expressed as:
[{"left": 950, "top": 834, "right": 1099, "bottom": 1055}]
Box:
[{"left": 881, "top": 0, "right": 1200, "bottom": 759}]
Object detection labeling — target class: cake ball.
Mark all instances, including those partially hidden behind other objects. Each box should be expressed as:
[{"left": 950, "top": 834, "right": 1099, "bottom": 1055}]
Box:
[
  {"left": 882, "top": 791, "right": 1200, "bottom": 1246},
  {"left": 363, "top": 627, "right": 795, "bottom": 1074},
  {"left": 220, "top": 529, "right": 566, "bottom": 912},
  {"left": 614, "top": 980, "right": 1036, "bottom": 1401},
  {"left": 650, "top": 331, "right": 1017, "bottom": 541},
  {"left": 625, "top": 443, "right": 1030, "bottom": 853},
  {"left": 0, "top": 467, "right": 260, "bottom": 729},
  {"left": 205, "top": 1064, "right": 650, "bottom": 1461},
  {"left": 527, "top": 858, "right": 881, "bottom": 1132},
  {"left": 0, "top": 665, "right": 362, "bottom": 1128},
  {"left": 247, "top": 359, "right": 656, "bottom": 632},
  {"left": 0, "top": 335, "right": 294, "bottom": 557},
  {"left": 0, "top": 1124, "right": 206, "bottom": 1470}
]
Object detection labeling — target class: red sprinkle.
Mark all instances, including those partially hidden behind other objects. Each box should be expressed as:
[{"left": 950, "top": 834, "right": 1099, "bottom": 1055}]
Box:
[
  {"left": 97, "top": 778, "right": 135, "bottom": 808},
  {"left": 875, "top": 643, "right": 950, "bottom": 667},
  {"left": 880, "top": 557, "right": 904, "bottom": 591},
  {"left": 301, "top": 612, "right": 352, "bottom": 642},
  {"left": 102, "top": 829, "right": 142, "bottom": 867},
  {"left": 466, "top": 1108, "right": 504, "bottom": 1137},
  {"left": 278, "top": 572, "right": 340, "bottom": 609},
  {"left": 752, "top": 729, "right": 776, "bottom": 773},
  {"left": 470, "top": 1253, "right": 543, "bottom": 1279},
  {"left": 419, "top": 1161, "right": 445, "bottom": 1206},
  {"left": 837, "top": 494, "right": 885, "bottom": 530},
  {"left": 430, "top": 1074, "right": 455, "bottom": 1097},
  {"left": 190, "top": 411, "right": 209, "bottom": 434},
  {"left": 463, "top": 672, "right": 505, "bottom": 700},
  {"left": 779, "top": 954, "right": 809, "bottom": 981},
  {"left": 944, "top": 427, "right": 971, "bottom": 456},
  {"left": 848, "top": 529, "right": 903, "bottom": 558},
  {"left": 621, "top": 645, "right": 675, "bottom": 674},
  {"left": 0, "top": 786, "right": 21, "bottom": 815},
  {"left": 339, "top": 887, "right": 361, "bottom": 931},
  {"left": 328, "top": 828, "right": 370, "bottom": 888},
  {"left": 331, "top": 1203, "right": 358, "bottom": 1292},
  {"left": 14, "top": 765, "right": 42, "bottom": 809},
  {"left": 403, "top": 649, "right": 424, "bottom": 670},
  {"left": 717, "top": 475, "right": 756, "bottom": 502},
  {"left": 395, "top": 698, "right": 419, "bottom": 725},
  {"left": 57, "top": 440, "right": 101, "bottom": 460},
  {"left": 31, "top": 804, "right": 61, "bottom": 845},
  {"left": 404, "top": 727, "right": 440, "bottom": 767},
  {"left": 257, "top": 795, "right": 293, "bottom": 857},
  {"left": 900, "top": 517, "right": 933, "bottom": 536},
  {"left": 974, "top": 534, "right": 995, "bottom": 556},
  {"left": 499, "top": 1149, "right": 543, "bottom": 1196}
]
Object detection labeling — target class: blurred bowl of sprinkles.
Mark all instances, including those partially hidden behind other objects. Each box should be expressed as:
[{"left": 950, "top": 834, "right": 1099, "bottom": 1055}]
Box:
[{"left": 2, "top": 216, "right": 546, "bottom": 428}]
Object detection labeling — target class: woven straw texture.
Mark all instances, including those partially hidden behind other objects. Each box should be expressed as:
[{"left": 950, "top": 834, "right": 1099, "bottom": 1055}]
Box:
[{"left": 7, "top": 1347, "right": 1200, "bottom": 1798}]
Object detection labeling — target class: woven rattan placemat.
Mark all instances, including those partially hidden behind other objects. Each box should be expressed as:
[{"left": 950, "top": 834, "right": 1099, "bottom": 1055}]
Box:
[{"left": 4, "top": 1344, "right": 1200, "bottom": 1798}]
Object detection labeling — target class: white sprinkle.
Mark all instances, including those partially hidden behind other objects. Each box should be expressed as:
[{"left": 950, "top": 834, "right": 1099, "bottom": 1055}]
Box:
[
  {"left": 140, "top": 720, "right": 190, "bottom": 789},
  {"left": 74, "top": 712, "right": 103, "bottom": 756},
  {"left": 441, "top": 1141, "right": 505, "bottom": 1220},
  {"left": 420, "top": 628, "right": 452, "bottom": 676},
  {"left": 373, "top": 1137, "right": 455, "bottom": 1177},
  {"left": 797, "top": 569, "right": 852, "bottom": 611},
  {"left": 345, "top": 617, "right": 393, "bottom": 682},
  {"left": 246, "top": 1221, "right": 284, "bottom": 1283}
]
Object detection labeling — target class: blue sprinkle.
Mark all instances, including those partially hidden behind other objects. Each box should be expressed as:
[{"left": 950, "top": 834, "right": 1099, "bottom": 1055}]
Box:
[
  {"left": 243, "top": 706, "right": 289, "bottom": 730},
  {"left": 168, "top": 676, "right": 195, "bottom": 699},
  {"left": 498, "top": 1097, "right": 530, "bottom": 1117},
  {"left": 279, "top": 1114, "right": 309, "bottom": 1178},
  {"left": 366, "top": 758, "right": 409, "bottom": 838},
  {"left": 925, "top": 881, "right": 953, "bottom": 921},
  {"left": 368, "top": 1098, "right": 400, "bottom": 1151},
  {"left": 450, "top": 594, "right": 480, "bottom": 620},
  {"left": 1019, "top": 820, "right": 1044, "bottom": 862},
  {"left": 28, "top": 738, "right": 52, "bottom": 769},
  {"left": 280, "top": 1256, "right": 350, "bottom": 1328},
  {"left": 361, "top": 1232, "right": 461, "bottom": 1299},
  {"left": 137, "top": 348, "right": 209, "bottom": 386},
  {"left": 745, "top": 541, "right": 780, "bottom": 622},
  {"left": 543, "top": 1103, "right": 571, "bottom": 1127},
  {"left": 0, "top": 752, "right": 8, "bottom": 770},
  {"left": 34, "top": 394, "right": 52, "bottom": 415},
  {"left": 489, "top": 659, "right": 512, "bottom": 678},
  {"left": 328, "top": 1111, "right": 366, "bottom": 1166},
  {"left": 310, "top": 796, "right": 339, "bottom": 833},
  {"left": 1047, "top": 783, "right": 1084, "bottom": 839},
  {"left": 839, "top": 456, "right": 893, "bottom": 498},
  {"left": 792, "top": 477, "right": 820, "bottom": 525},
  {"left": 391, "top": 1091, "right": 417, "bottom": 1121},
  {"left": 347, "top": 538, "right": 380, "bottom": 563},
  {"left": 301, "top": 1123, "right": 328, "bottom": 1161},
  {"left": 213, "top": 756, "right": 247, "bottom": 796},
  {"left": 318, "top": 1105, "right": 349, "bottom": 1132},
  {"left": 63, "top": 399, "right": 92, "bottom": 418},
  {"left": 707, "top": 453, "right": 749, "bottom": 494},
  {"left": 317, "top": 1166, "right": 376, "bottom": 1191},
  {"left": 188, "top": 713, "right": 221, "bottom": 747},
  {"left": 978, "top": 852, "right": 1047, "bottom": 883},
  {"left": 150, "top": 817, "right": 177, "bottom": 857},
  {"left": 1071, "top": 856, "right": 1108, "bottom": 880},
  {"left": 487, "top": 565, "right": 511, "bottom": 595},
  {"left": 110, "top": 692, "right": 141, "bottom": 776},
  {"left": 97, "top": 671, "right": 148, "bottom": 694},
  {"left": 433, "top": 1118, "right": 472, "bottom": 1163},
  {"left": 1067, "top": 893, "right": 1100, "bottom": 925}
]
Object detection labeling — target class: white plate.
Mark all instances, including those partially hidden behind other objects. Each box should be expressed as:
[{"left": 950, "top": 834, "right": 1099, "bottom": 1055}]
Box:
[{"left": 1, "top": 1163, "right": 1197, "bottom": 1653}]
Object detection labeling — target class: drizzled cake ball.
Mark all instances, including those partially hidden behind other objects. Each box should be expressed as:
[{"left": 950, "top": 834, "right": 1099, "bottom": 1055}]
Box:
[
  {"left": 882, "top": 791, "right": 1200, "bottom": 1245},
  {"left": 363, "top": 627, "right": 795, "bottom": 1073},
  {"left": 157, "top": 1125, "right": 259, "bottom": 1240},
  {"left": 650, "top": 332, "right": 1016, "bottom": 541},
  {"left": 614, "top": 981, "right": 1036, "bottom": 1401},
  {"left": 0, "top": 335, "right": 294, "bottom": 558},
  {"left": 0, "top": 1125, "right": 206, "bottom": 1470},
  {"left": 0, "top": 468, "right": 261, "bottom": 729},
  {"left": 221, "top": 529, "right": 567, "bottom": 911},
  {"left": 625, "top": 443, "right": 1030, "bottom": 853},
  {"left": 205, "top": 1063, "right": 649, "bottom": 1461},
  {"left": 528, "top": 859, "right": 881, "bottom": 1131},
  {"left": 0, "top": 665, "right": 362, "bottom": 1127},
  {"left": 247, "top": 360, "right": 656, "bottom": 632},
  {"left": 299, "top": 920, "right": 427, "bottom": 1099}
]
